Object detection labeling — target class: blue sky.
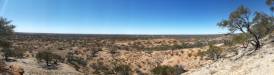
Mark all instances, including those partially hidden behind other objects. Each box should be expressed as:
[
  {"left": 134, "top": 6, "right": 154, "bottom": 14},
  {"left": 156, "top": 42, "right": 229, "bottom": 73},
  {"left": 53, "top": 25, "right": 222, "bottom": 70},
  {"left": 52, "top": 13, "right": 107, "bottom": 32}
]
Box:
[{"left": 0, "top": 0, "right": 270, "bottom": 34}]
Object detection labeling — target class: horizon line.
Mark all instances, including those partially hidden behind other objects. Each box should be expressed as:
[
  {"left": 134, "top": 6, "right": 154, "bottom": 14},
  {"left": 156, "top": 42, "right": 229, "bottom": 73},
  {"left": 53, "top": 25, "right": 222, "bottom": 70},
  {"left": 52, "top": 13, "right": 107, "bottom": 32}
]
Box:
[{"left": 15, "top": 32, "right": 227, "bottom": 36}]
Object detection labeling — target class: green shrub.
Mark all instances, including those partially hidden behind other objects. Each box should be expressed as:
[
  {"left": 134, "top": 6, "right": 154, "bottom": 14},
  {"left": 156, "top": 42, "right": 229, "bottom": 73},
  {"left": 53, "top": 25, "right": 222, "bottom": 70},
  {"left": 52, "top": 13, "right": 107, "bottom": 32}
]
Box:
[
  {"left": 66, "top": 52, "right": 87, "bottom": 71},
  {"left": 151, "top": 65, "right": 187, "bottom": 75},
  {"left": 192, "top": 41, "right": 205, "bottom": 48},
  {"left": 113, "top": 64, "right": 132, "bottom": 75},
  {"left": 223, "top": 40, "right": 234, "bottom": 46},
  {"left": 202, "top": 45, "right": 223, "bottom": 61},
  {"left": 67, "top": 56, "right": 87, "bottom": 70},
  {"left": 36, "top": 51, "right": 63, "bottom": 69},
  {"left": 2, "top": 48, "right": 27, "bottom": 61},
  {"left": 90, "top": 62, "right": 113, "bottom": 75}
]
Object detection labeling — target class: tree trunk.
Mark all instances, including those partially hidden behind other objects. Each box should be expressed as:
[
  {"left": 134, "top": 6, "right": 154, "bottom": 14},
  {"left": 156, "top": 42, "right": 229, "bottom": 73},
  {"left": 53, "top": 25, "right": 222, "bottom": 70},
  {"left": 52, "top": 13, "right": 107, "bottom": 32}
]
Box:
[
  {"left": 4, "top": 54, "right": 8, "bottom": 61},
  {"left": 3, "top": 48, "right": 9, "bottom": 61},
  {"left": 253, "top": 32, "right": 261, "bottom": 50},
  {"left": 242, "top": 43, "right": 247, "bottom": 48},
  {"left": 247, "top": 25, "right": 262, "bottom": 50},
  {"left": 251, "top": 39, "right": 261, "bottom": 50},
  {"left": 46, "top": 61, "right": 49, "bottom": 66},
  {"left": 254, "top": 39, "right": 261, "bottom": 50}
]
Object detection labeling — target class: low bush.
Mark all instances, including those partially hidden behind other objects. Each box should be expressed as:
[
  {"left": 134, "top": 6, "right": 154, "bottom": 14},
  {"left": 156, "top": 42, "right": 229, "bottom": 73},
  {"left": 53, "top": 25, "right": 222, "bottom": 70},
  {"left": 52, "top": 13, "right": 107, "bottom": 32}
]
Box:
[
  {"left": 151, "top": 65, "right": 187, "bottom": 75},
  {"left": 66, "top": 52, "right": 88, "bottom": 71},
  {"left": 2, "top": 48, "right": 27, "bottom": 61},
  {"left": 223, "top": 40, "right": 234, "bottom": 46},
  {"left": 36, "top": 51, "right": 63, "bottom": 69},
  {"left": 201, "top": 45, "right": 223, "bottom": 61},
  {"left": 113, "top": 64, "right": 132, "bottom": 75},
  {"left": 90, "top": 62, "right": 113, "bottom": 75}
]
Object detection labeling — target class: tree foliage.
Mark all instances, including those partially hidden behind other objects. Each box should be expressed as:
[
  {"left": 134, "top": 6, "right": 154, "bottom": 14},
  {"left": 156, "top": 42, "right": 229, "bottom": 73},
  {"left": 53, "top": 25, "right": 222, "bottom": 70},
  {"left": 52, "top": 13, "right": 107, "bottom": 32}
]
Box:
[
  {"left": 266, "top": 0, "right": 274, "bottom": 12},
  {"left": 218, "top": 5, "right": 273, "bottom": 50},
  {"left": 0, "top": 17, "right": 15, "bottom": 47},
  {"left": 0, "top": 17, "right": 15, "bottom": 61},
  {"left": 232, "top": 34, "right": 249, "bottom": 48},
  {"left": 253, "top": 12, "right": 273, "bottom": 38}
]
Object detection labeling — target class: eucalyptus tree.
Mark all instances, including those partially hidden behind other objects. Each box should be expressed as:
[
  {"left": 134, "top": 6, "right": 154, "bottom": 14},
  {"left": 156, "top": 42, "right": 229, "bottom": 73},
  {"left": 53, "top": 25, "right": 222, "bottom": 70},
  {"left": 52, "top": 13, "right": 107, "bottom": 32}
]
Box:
[{"left": 218, "top": 5, "right": 273, "bottom": 50}]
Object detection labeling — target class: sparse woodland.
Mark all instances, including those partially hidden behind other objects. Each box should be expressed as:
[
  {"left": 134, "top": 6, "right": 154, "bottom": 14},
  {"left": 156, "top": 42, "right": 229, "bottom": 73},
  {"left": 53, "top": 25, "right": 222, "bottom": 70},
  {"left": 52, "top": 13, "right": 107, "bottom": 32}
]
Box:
[{"left": 0, "top": 0, "right": 273, "bottom": 75}]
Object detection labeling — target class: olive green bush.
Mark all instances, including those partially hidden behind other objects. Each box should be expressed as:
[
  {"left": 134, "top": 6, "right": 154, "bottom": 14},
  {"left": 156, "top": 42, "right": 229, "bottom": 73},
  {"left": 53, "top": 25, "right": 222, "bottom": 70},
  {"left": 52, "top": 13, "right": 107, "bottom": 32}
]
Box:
[{"left": 151, "top": 65, "right": 187, "bottom": 75}]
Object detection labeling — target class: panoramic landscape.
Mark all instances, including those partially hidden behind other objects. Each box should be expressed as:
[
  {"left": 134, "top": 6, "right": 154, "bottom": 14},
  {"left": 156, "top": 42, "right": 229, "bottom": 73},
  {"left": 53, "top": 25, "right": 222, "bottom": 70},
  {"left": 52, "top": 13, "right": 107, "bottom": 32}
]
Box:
[{"left": 0, "top": 0, "right": 274, "bottom": 75}]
